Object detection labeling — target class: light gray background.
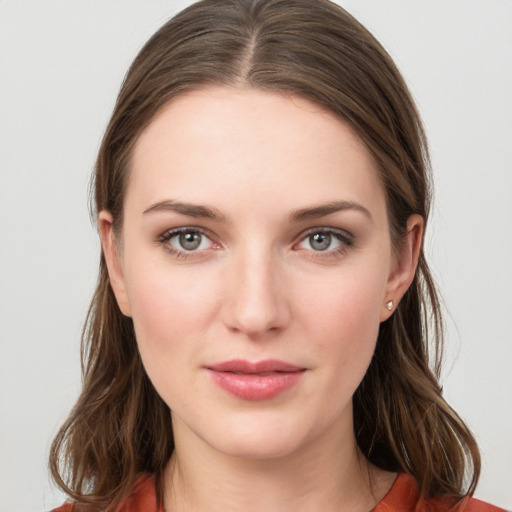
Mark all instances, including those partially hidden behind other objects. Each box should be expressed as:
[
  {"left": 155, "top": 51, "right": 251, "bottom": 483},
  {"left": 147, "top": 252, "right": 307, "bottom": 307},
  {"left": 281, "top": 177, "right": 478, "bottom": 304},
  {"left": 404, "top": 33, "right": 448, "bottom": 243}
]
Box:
[{"left": 1, "top": 1, "right": 511, "bottom": 511}]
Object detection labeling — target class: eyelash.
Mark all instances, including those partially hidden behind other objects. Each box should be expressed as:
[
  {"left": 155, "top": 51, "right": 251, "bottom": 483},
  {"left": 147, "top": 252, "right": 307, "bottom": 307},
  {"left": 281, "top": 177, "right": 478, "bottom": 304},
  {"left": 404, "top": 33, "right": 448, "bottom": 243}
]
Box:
[
  {"left": 295, "top": 227, "right": 355, "bottom": 259},
  {"left": 157, "top": 227, "right": 217, "bottom": 260},
  {"left": 157, "top": 226, "right": 355, "bottom": 260}
]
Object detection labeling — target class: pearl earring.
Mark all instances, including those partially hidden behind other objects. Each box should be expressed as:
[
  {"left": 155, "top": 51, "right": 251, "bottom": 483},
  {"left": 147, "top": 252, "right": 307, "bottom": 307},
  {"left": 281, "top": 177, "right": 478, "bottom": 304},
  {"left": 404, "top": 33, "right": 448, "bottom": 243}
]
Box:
[{"left": 386, "top": 300, "right": 393, "bottom": 311}]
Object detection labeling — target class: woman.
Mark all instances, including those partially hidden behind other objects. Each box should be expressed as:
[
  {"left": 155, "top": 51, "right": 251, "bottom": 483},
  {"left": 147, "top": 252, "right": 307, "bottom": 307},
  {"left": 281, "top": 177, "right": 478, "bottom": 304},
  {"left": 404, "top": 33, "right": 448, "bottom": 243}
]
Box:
[{"left": 50, "top": 0, "right": 505, "bottom": 510}]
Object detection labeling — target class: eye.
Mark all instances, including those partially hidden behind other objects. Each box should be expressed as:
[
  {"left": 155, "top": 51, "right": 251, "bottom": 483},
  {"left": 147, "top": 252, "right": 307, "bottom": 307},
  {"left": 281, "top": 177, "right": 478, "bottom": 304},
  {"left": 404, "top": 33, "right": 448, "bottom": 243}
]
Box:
[
  {"left": 305, "top": 232, "right": 338, "bottom": 251},
  {"left": 296, "top": 228, "right": 354, "bottom": 254},
  {"left": 159, "top": 227, "right": 216, "bottom": 254},
  {"left": 175, "top": 231, "right": 206, "bottom": 251}
]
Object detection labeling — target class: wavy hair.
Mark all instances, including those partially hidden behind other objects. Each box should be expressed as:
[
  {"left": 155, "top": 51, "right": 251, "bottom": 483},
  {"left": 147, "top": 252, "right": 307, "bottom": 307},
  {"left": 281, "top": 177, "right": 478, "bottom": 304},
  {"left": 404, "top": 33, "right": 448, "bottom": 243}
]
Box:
[{"left": 49, "top": 0, "right": 480, "bottom": 510}]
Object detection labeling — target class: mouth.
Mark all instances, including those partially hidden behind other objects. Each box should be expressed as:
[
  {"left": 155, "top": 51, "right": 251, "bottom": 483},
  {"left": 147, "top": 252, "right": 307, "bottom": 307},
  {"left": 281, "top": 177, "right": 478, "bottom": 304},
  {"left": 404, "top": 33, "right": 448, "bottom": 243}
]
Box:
[{"left": 206, "top": 359, "right": 306, "bottom": 401}]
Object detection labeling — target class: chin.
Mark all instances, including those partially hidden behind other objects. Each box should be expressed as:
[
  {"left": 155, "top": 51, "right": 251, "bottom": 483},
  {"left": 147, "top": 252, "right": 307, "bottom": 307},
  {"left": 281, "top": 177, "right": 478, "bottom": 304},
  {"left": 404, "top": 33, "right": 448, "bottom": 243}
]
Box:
[
  {"left": 197, "top": 412, "right": 315, "bottom": 461},
  {"left": 214, "top": 434, "right": 303, "bottom": 461}
]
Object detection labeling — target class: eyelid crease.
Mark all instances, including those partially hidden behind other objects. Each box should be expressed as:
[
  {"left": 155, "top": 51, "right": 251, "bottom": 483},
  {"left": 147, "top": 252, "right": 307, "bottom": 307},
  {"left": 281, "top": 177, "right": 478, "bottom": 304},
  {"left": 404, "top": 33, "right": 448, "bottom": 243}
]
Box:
[
  {"left": 158, "top": 226, "right": 215, "bottom": 244},
  {"left": 298, "top": 226, "right": 355, "bottom": 243},
  {"left": 158, "top": 226, "right": 354, "bottom": 246}
]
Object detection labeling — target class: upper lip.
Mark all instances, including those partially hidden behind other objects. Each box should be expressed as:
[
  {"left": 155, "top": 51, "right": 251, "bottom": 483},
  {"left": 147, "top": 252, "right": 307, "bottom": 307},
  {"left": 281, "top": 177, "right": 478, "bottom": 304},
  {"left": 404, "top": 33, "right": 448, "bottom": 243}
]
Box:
[{"left": 207, "top": 359, "right": 304, "bottom": 374}]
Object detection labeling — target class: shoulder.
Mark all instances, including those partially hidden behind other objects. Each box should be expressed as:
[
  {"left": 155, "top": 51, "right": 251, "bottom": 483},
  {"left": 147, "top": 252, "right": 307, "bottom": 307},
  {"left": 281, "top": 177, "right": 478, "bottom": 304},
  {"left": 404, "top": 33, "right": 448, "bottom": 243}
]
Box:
[
  {"left": 50, "top": 474, "right": 161, "bottom": 512},
  {"left": 118, "top": 474, "right": 160, "bottom": 512},
  {"left": 431, "top": 496, "right": 507, "bottom": 512},
  {"left": 375, "top": 473, "right": 507, "bottom": 512},
  {"left": 460, "top": 497, "right": 508, "bottom": 512},
  {"left": 51, "top": 505, "right": 73, "bottom": 512}
]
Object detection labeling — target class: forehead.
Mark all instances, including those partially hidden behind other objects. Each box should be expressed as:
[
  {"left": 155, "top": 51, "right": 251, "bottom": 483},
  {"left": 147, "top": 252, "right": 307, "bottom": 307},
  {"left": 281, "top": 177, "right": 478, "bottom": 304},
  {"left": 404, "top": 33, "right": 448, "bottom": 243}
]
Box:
[{"left": 128, "top": 87, "right": 386, "bottom": 222}]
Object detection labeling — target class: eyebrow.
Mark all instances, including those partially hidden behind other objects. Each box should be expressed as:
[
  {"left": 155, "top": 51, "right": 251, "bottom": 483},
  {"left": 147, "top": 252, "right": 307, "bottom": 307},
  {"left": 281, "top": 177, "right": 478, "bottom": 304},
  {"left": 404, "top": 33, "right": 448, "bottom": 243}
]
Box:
[
  {"left": 288, "top": 201, "right": 373, "bottom": 223},
  {"left": 142, "top": 199, "right": 372, "bottom": 223},
  {"left": 143, "top": 200, "right": 226, "bottom": 222}
]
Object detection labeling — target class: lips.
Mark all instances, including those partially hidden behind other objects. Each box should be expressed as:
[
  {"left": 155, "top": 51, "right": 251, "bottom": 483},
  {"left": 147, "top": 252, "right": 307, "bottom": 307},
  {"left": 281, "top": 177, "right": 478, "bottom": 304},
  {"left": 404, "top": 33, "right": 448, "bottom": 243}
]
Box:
[{"left": 206, "top": 359, "right": 305, "bottom": 401}]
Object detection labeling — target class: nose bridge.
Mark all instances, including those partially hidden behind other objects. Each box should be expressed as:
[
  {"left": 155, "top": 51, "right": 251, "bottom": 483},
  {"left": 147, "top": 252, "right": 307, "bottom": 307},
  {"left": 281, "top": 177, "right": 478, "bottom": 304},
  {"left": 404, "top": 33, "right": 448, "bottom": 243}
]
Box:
[{"left": 223, "top": 239, "right": 288, "bottom": 337}]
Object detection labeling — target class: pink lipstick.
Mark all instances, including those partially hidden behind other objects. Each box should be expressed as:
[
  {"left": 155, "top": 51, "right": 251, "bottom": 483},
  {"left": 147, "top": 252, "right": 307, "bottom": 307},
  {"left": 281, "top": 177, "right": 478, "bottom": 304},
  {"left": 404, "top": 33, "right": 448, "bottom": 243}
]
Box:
[{"left": 207, "top": 359, "right": 305, "bottom": 401}]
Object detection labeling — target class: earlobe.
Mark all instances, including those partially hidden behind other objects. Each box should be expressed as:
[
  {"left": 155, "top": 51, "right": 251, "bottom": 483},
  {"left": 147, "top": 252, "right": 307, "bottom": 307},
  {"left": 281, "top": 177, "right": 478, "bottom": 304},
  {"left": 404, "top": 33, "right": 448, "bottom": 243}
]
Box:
[
  {"left": 98, "top": 210, "right": 132, "bottom": 317},
  {"left": 381, "top": 214, "right": 424, "bottom": 322}
]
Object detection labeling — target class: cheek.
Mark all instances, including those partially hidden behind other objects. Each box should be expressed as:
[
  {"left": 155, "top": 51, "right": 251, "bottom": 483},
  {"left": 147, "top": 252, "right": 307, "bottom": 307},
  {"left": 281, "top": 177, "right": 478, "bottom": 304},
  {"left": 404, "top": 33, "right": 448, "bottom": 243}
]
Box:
[
  {"left": 123, "top": 258, "right": 219, "bottom": 372},
  {"left": 314, "top": 291, "right": 381, "bottom": 371},
  {"left": 298, "top": 263, "right": 387, "bottom": 380},
  {"left": 300, "top": 261, "right": 387, "bottom": 336},
  {"left": 124, "top": 264, "right": 222, "bottom": 414}
]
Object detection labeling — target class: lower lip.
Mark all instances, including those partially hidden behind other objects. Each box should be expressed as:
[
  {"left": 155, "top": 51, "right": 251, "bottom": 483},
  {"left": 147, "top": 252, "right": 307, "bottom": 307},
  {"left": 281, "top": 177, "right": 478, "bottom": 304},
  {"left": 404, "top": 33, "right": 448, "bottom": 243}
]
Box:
[{"left": 207, "top": 369, "right": 304, "bottom": 400}]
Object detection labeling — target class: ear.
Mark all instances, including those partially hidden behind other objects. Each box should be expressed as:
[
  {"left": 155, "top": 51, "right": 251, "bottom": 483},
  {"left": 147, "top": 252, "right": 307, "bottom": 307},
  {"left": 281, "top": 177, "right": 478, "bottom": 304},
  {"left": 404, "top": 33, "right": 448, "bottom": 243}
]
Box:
[
  {"left": 98, "top": 210, "right": 132, "bottom": 317},
  {"left": 380, "top": 214, "right": 424, "bottom": 322}
]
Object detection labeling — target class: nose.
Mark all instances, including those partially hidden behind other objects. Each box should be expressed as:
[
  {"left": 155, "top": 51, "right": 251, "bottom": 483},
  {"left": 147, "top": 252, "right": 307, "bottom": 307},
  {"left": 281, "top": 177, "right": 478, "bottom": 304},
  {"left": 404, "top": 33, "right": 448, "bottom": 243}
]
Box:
[{"left": 222, "top": 245, "right": 290, "bottom": 338}]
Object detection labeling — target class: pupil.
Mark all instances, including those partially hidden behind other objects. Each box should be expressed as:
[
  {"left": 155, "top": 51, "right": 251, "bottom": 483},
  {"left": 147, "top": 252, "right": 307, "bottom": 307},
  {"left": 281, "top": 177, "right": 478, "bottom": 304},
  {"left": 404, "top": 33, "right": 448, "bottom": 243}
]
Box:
[
  {"left": 179, "top": 232, "right": 201, "bottom": 250},
  {"left": 311, "top": 233, "right": 331, "bottom": 251}
]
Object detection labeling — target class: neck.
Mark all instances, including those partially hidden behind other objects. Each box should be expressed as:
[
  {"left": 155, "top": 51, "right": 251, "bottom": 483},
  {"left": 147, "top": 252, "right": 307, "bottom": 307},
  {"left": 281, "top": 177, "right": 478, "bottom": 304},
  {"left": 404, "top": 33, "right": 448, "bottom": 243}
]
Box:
[{"left": 163, "top": 411, "right": 395, "bottom": 512}]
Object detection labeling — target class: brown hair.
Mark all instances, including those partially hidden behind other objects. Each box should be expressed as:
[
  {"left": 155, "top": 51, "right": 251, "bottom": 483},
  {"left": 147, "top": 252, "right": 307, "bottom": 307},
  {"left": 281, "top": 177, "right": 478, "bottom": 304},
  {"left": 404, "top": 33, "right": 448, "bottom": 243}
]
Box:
[{"left": 49, "top": 0, "right": 480, "bottom": 510}]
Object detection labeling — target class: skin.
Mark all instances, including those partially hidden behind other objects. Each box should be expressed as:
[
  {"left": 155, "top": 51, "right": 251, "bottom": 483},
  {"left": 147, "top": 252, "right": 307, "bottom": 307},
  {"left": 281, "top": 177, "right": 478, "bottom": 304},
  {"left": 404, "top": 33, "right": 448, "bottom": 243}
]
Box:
[{"left": 100, "top": 87, "right": 423, "bottom": 512}]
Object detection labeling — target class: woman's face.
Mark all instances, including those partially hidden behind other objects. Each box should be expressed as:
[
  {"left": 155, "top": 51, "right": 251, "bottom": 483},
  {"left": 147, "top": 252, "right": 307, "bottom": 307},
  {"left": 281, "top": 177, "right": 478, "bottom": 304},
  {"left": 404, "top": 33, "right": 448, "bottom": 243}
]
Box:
[{"left": 101, "top": 87, "right": 420, "bottom": 460}]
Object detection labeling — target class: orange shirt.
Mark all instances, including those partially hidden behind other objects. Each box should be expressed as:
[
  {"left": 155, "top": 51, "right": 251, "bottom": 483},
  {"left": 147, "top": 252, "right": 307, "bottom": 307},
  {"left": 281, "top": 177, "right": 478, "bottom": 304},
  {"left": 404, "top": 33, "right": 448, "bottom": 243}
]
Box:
[
  {"left": 52, "top": 473, "right": 506, "bottom": 512},
  {"left": 372, "top": 474, "right": 506, "bottom": 512}
]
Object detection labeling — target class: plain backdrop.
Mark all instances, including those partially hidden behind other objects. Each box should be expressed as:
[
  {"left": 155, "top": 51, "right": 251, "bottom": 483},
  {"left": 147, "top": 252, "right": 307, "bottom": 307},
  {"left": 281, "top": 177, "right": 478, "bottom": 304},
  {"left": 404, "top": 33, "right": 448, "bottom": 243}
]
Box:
[{"left": 0, "top": 1, "right": 511, "bottom": 511}]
